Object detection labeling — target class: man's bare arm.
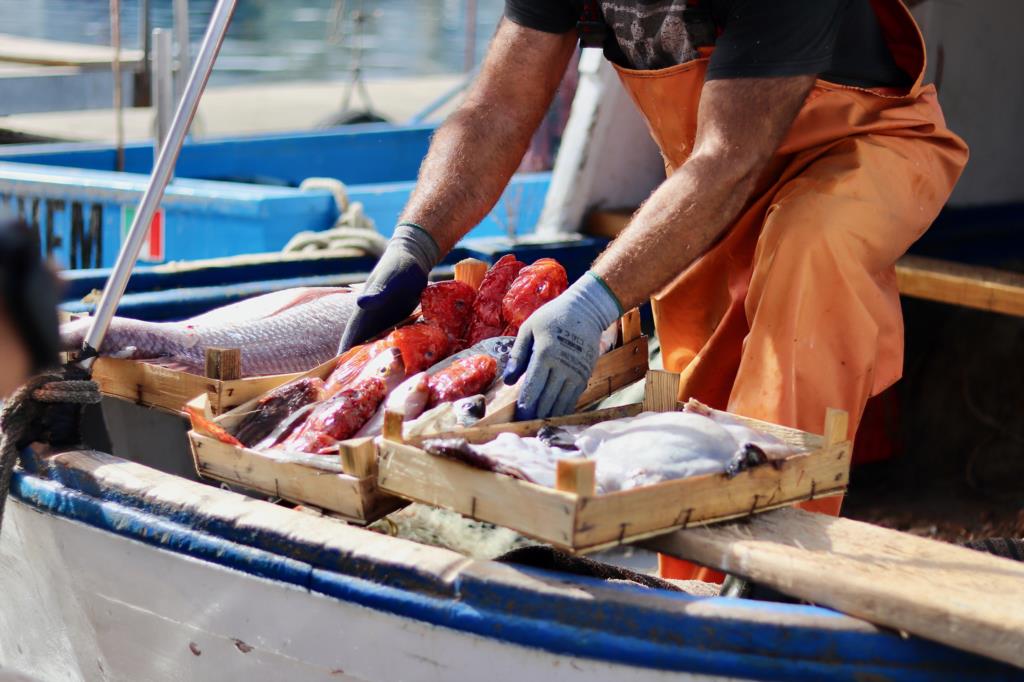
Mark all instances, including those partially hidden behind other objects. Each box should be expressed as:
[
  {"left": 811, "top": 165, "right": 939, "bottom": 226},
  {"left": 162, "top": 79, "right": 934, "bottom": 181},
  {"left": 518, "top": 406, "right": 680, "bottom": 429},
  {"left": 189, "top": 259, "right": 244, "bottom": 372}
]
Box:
[
  {"left": 593, "top": 75, "right": 816, "bottom": 309},
  {"left": 400, "top": 20, "right": 576, "bottom": 253}
]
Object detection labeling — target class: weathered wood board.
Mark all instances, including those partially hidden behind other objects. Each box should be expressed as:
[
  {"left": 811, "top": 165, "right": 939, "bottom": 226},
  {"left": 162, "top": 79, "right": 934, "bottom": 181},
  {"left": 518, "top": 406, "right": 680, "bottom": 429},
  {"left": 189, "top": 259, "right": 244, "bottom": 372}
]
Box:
[
  {"left": 644, "top": 507, "right": 1024, "bottom": 670},
  {"left": 378, "top": 370, "right": 851, "bottom": 553},
  {"left": 896, "top": 255, "right": 1024, "bottom": 318},
  {"left": 92, "top": 356, "right": 305, "bottom": 416}
]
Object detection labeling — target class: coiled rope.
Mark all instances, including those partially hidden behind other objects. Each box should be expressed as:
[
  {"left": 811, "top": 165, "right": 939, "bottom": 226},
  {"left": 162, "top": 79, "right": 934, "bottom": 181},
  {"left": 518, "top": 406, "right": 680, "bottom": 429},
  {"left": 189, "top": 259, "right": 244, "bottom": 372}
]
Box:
[
  {"left": 284, "top": 177, "right": 387, "bottom": 257},
  {"left": 0, "top": 368, "right": 101, "bottom": 532}
]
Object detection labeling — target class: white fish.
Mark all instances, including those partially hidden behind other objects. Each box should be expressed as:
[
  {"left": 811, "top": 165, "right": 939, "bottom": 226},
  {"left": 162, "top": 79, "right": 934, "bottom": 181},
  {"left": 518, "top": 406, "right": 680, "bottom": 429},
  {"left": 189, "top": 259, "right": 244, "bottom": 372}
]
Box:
[{"left": 60, "top": 287, "right": 357, "bottom": 376}]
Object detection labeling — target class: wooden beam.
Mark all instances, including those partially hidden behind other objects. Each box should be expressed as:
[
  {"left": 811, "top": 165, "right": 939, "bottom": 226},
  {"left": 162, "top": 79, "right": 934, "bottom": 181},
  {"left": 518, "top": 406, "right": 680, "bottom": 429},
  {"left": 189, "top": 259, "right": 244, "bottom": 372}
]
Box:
[
  {"left": 896, "top": 255, "right": 1024, "bottom": 317},
  {"left": 204, "top": 347, "right": 241, "bottom": 381},
  {"left": 555, "top": 459, "right": 596, "bottom": 497},
  {"left": 645, "top": 507, "right": 1024, "bottom": 669},
  {"left": 642, "top": 370, "right": 679, "bottom": 412},
  {"left": 454, "top": 258, "right": 489, "bottom": 290}
]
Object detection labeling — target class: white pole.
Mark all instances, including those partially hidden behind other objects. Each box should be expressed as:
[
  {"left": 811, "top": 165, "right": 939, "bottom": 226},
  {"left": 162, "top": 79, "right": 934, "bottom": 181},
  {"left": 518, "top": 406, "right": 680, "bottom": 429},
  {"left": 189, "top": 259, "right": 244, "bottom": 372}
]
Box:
[{"left": 81, "top": 0, "right": 237, "bottom": 361}]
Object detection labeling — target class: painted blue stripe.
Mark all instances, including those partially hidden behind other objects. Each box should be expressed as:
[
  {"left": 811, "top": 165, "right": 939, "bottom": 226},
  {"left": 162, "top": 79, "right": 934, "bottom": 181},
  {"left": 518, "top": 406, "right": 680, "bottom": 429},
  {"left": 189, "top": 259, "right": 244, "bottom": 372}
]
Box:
[{"left": 11, "top": 468, "right": 1020, "bottom": 681}]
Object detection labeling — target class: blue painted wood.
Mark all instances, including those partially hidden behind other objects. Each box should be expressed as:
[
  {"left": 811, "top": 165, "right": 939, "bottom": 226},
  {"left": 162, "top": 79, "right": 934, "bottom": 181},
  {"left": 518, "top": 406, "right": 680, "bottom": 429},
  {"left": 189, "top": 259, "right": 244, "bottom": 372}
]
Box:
[
  {"left": 58, "top": 238, "right": 605, "bottom": 321},
  {"left": 12, "top": 464, "right": 1021, "bottom": 681},
  {"left": 0, "top": 124, "right": 437, "bottom": 187},
  {"left": 0, "top": 159, "right": 550, "bottom": 270}
]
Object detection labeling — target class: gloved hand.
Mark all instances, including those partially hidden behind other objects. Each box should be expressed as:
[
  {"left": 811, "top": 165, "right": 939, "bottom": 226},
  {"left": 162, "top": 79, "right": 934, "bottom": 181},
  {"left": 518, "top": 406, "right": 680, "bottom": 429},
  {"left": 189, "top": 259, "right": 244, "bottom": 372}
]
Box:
[
  {"left": 337, "top": 223, "right": 441, "bottom": 353},
  {"left": 503, "top": 271, "right": 622, "bottom": 420}
]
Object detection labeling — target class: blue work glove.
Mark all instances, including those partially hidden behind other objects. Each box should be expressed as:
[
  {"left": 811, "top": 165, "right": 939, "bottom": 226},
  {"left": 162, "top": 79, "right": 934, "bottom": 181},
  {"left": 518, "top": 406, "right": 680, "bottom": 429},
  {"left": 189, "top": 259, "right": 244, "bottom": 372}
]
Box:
[
  {"left": 338, "top": 223, "right": 441, "bottom": 353},
  {"left": 503, "top": 271, "right": 623, "bottom": 420}
]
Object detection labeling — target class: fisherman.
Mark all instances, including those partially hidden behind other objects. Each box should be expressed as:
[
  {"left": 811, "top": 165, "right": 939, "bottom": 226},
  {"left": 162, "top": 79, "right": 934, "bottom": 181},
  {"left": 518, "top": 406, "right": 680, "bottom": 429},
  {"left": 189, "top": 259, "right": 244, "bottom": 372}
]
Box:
[{"left": 340, "top": 1, "right": 967, "bottom": 578}]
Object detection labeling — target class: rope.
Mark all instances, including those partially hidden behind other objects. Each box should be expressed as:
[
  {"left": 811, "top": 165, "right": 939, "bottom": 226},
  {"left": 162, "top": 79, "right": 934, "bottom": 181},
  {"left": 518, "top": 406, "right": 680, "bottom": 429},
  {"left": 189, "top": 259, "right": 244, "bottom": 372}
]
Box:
[
  {"left": 284, "top": 177, "right": 387, "bottom": 257},
  {"left": 0, "top": 368, "right": 101, "bottom": 532}
]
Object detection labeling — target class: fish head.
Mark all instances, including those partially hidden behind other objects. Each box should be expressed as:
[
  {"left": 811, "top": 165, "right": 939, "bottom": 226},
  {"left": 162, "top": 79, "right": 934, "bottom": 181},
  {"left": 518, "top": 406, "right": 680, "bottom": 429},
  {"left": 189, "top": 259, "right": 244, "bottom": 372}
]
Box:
[
  {"left": 356, "top": 346, "right": 407, "bottom": 391},
  {"left": 453, "top": 394, "right": 487, "bottom": 426}
]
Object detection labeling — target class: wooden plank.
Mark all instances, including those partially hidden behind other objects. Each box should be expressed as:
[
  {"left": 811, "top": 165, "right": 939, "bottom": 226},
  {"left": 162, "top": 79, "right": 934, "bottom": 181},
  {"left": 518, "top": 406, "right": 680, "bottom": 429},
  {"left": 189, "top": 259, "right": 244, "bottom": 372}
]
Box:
[
  {"left": 573, "top": 442, "right": 850, "bottom": 550},
  {"left": 338, "top": 438, "right": 376, "bottom": 478},
  {"left": 474, "top": 335, "right": 647, "bottom": 427},
  {"left": 92, "top": 357, "right": 304, "bottom": 416},
  {"left": 556, "top": 459, "right": 596, "bottom": 496},
  {"left": 190, "top": 433, "right": 399, "bottom": 522},
  {"left": 644, "top": 507, "right": 1024, "bottom": 670},
  {"left": 642, "top": 369, "right": 679, "bottom": 412},
  {"left": 619, "top": 308, "right": 642, "bottom": 344},
  {"left": 0, "top": 34, "right": 142, "bottom": 67},
  {"left": 92, "top": 358, "right": 209, "bottom": 414},
  {"left": 576, "top": 336, "right": 648, "bottom": 407},
  {"left": 682, "top": 399, "right": 825, "bottom": 451},
  {"left": 454, "top": 258, "right": 488, "bottom": 290},
  {"left": 205, "top": 348, "right": 242, "bottom": 381},
  {"left": 406, "top": 404, "right": 643, "bottom": 447},
  {"left": 206, "top": 372, "right": 306, "bottom": 416},
  {"left": 377, "top": 441, "right": 578, "bottom": 546},
  {"left": 896, "top": 255, "right": 1024, "bottom": 317}
]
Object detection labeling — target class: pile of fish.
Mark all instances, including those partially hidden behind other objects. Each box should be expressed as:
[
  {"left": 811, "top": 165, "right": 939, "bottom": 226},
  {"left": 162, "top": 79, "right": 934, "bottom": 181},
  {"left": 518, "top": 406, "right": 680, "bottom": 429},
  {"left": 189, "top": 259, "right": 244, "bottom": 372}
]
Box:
[
  {"left": 200, "top": 256, "right": 570, "bottom": 455},
  {"left": 422, "top": 404, "right": 802, "bottom": 493},
  {"left": 60, "top": 287, "right": 359, "bottom": 376}
]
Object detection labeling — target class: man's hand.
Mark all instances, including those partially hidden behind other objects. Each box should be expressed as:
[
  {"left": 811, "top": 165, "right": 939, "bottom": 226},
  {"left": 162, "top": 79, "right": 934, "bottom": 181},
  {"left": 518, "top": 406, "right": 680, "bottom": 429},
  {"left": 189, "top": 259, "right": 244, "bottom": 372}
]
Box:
[
  {"left": 338, "top": 224, "right": 440, "bottom": 353},
  {"left": 504, "top": 272, "right": 622, "bottom": 420}
]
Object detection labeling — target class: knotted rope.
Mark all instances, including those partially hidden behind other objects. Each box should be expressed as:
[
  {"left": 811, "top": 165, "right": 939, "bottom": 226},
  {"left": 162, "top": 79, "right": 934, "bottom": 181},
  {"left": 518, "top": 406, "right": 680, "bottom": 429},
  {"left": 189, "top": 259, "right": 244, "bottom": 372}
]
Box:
[
  {"left": 284, "top": 177, "right": 387, "bottom": 257},
  {"left": 0, "top": 367, "right": 101, "bottom": 531}
]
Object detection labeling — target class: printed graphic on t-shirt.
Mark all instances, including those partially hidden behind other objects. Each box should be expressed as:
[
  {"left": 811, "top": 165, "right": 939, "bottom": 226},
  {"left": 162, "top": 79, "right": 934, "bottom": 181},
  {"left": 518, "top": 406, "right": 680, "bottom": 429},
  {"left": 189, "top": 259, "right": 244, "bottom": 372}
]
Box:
[{"left": 600, "top": 1, "right": 699, "bottom": 69}]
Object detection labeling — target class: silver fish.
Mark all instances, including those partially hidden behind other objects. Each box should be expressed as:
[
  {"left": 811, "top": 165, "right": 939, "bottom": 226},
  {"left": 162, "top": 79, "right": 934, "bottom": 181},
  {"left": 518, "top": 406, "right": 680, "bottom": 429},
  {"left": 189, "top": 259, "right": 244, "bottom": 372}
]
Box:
[{"left": 60, "top": 287, "right": 357, "bottom": 376}]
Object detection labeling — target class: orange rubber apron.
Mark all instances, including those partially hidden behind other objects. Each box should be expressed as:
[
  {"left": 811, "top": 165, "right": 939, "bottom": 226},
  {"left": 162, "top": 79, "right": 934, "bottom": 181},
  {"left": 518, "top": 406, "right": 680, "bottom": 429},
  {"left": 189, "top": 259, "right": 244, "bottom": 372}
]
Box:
[{"left": 611, "top": 0, "right": 968, "bottom": 581}]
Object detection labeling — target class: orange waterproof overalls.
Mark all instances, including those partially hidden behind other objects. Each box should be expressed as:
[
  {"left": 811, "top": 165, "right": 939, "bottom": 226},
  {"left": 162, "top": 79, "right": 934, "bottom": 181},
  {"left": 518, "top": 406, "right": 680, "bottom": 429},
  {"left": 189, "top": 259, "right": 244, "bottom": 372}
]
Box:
[{"left": 608, "top": 0, "right": 968, "bottom": 580}]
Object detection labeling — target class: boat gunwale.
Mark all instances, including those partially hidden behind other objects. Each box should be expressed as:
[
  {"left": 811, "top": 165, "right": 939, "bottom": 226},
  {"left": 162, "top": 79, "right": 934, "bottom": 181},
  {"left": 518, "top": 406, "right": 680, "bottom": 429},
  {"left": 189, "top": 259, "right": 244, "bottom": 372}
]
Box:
[{"left": 8, "top": 449, "right": 1016, "bottom": 680}]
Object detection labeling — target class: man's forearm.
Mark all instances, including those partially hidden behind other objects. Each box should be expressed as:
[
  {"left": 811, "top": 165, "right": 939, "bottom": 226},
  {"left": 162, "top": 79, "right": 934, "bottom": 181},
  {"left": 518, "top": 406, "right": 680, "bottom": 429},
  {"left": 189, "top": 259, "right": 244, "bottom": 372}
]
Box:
[
  {"left": 592, "top": 75, "right": 815, "bottom": 310},
  {"left": 400, "top": 20, "right": 575, "bottom": 253},
  {"left": 399, "top": 103, "right": 538, "bottom": 253},
  {"left": 592, "top": 152, "right": 757, "bottom": 310}
]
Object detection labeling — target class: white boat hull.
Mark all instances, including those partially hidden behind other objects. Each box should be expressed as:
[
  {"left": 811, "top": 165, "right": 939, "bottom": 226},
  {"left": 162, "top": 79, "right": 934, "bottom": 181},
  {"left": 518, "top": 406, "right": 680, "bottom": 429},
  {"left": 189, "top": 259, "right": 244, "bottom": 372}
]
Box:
[{"left": 0, "top": 500, "right": 726, "bottom": 682}]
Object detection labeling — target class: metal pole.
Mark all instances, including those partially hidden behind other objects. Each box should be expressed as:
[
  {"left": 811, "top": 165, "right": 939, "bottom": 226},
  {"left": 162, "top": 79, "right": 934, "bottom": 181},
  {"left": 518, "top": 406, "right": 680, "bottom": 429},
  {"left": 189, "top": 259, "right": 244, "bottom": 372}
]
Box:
[
  {"left": 110, "top": 0, "right": 125, "bottom": 171},
  {"left": 151, "top": 28, "right": 174, "bottom": 163},
  {"left": 82, "top": 0, "right": 237, "bottom": 362},
  {"left": 173, "top": 0, "right": 191, "bottom": 101}
]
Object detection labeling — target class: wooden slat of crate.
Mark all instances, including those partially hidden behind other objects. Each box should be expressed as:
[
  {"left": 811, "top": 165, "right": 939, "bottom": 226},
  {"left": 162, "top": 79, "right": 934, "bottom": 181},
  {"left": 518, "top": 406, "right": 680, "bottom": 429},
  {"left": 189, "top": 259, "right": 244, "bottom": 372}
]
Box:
[
  {"left": 92, "top": 357, "right": 303, "bottom": 416},
  {"left": 190, "top": 434, "right": 402, "bottom": 523},
  {"left": 377, "top": 376, "right": 852, "bottom": 553},
  {"left": 377, "top": 441, "right": 578, "bottom": 546},
  {"left": 571, "top": 441, "right": 850, "bottom": 551},
  {"left": 577, "top": 336, "right": 648, "bottom": 406}
]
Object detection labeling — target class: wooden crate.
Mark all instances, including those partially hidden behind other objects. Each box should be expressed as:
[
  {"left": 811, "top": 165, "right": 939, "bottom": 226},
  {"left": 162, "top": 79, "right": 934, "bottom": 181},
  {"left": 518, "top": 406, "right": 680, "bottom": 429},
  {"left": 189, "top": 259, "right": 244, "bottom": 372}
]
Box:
[
  {"left": 186, "top": 355, "right": 405, "bottom": 523},
  {"left": 377, "top": 370, "right": 852, "bottom": 553},
  {"left": 92, "top": 350, "right": 305, "bottom": 416},
  {"left": 186, "top": 259, "right": 648, "bottom": 523}
]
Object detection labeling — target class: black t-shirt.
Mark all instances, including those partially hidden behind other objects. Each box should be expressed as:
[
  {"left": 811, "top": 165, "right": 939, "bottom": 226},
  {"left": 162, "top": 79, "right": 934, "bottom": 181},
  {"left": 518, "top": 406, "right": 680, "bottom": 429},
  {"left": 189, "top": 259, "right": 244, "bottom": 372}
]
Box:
[{"left": 504, "top": 0, "right": 911, "bottom": 88}]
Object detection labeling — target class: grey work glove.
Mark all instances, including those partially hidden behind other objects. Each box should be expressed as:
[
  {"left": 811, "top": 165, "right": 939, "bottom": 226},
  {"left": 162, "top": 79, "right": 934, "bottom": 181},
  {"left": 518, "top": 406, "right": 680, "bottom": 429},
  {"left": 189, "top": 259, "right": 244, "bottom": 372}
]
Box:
[
  {"left": 338, "top": 223, "right": 441, "bottom": 353},
  {"left": 503, "top": 271, "right": 623, "bottom": 420}
]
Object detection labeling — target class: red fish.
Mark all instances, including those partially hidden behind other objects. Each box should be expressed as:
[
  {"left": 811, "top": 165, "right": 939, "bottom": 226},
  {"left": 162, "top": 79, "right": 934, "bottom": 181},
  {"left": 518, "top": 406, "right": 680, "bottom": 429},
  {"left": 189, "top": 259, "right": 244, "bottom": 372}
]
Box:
[
  {"left": 421, "top": 280, "right": 476, "bottom": 350},
  {"left": 426, "top": 354, "right": 498, "bottom": 408},
  {"left": 500, "top": 258, "right": 568, "bottom": 336},
  {"left": 467, "top": 254, "right": 524, "bottom": 345},
  {"left": 324, "top": 340, "right": 390, "bottom": 396},
  {"left": 281, "top": 376, "right": 387, "bottom": 454},
  {"left": 234, "top": 377, "right": 326, "bottom": 447},
  {"left": 387, "top": 322, "right": 450, "bottom": 374}
]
